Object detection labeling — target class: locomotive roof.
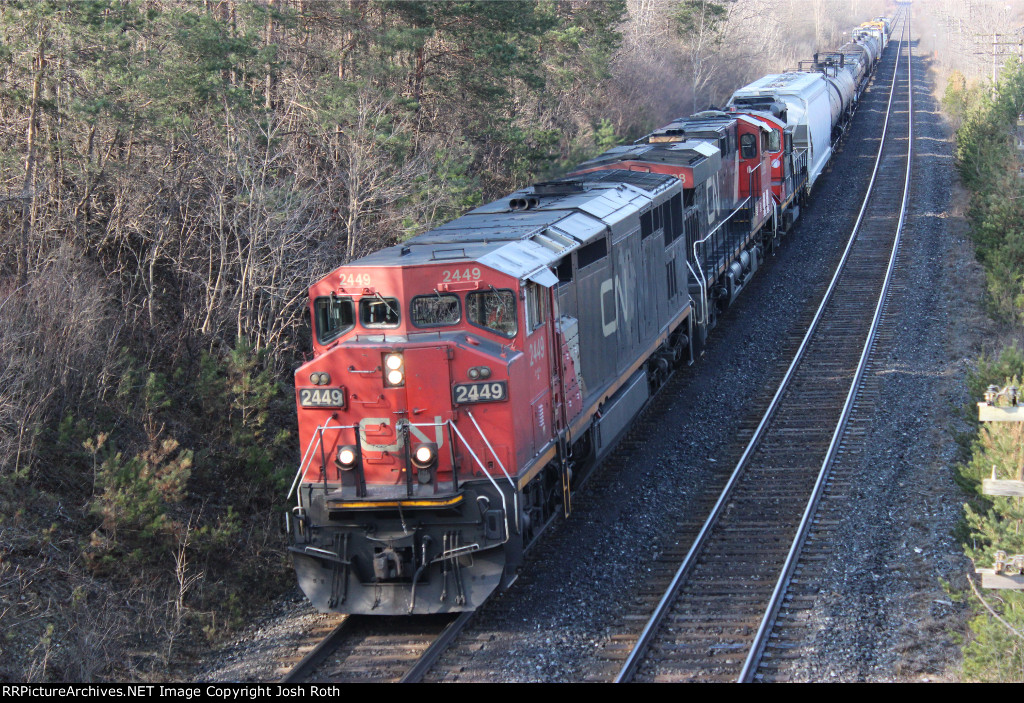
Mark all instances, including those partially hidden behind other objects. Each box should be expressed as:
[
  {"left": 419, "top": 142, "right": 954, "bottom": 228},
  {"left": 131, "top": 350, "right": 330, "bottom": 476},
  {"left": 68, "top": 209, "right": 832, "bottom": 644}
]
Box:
[
  {"left": 572, "top": 140, "right": 721, "bottom": 188},
  {"left": 575, "top": 140, "right": 715, "bottom": 169},
  {"left": 732, "top": 109, "right": 786, "bottom": 132},
  {"left": 642, "top": 111, "right": 735, "bottom": 142},
  {"left": 351, "top": 171, "right": 677, "bottom": 283}
]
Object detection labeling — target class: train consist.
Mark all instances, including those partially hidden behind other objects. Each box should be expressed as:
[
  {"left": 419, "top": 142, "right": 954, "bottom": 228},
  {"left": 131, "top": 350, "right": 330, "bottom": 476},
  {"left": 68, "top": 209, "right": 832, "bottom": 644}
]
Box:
[{"left": 285, "top": 15, "right": 894, "bottom": 615}]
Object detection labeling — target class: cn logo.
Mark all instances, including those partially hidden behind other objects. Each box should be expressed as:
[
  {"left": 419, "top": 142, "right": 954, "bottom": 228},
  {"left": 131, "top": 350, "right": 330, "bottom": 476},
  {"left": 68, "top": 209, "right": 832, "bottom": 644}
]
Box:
[
  {"left": 358, "top": 416, "right": 445, "bottom": 452},
  {"left": 599, "top": 276, "right": 631, "bottom": 338}
]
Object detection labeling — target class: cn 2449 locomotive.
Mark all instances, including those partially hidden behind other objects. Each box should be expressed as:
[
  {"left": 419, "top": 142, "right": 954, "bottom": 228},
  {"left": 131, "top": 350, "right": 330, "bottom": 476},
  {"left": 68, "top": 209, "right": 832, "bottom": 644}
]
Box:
[{"left": 284, "top": 14, "right": 893, "bottom": 615}]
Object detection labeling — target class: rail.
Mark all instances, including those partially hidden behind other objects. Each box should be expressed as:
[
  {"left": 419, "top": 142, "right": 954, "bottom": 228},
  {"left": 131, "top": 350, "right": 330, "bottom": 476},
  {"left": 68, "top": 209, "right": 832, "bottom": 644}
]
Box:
[{"left": 279, "top": 610, "right": 475, "bottom": 684}]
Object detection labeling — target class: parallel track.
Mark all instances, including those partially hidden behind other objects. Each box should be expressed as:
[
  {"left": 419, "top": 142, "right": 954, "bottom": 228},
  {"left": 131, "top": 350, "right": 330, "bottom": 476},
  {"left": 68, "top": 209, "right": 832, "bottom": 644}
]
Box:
[{"left": 615, "top": 10, "right": 914, "bottom": 684}]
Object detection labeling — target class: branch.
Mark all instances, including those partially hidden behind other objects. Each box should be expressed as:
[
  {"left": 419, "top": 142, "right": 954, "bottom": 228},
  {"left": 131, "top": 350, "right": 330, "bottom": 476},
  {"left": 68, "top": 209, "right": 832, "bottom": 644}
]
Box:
[{"left": 968, "top": 570, "right": 1024, "bottom": 641}]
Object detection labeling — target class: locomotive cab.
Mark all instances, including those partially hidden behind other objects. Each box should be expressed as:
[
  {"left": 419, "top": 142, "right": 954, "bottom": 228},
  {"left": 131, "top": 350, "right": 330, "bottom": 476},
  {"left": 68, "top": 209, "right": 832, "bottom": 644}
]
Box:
[{"left": 288, "top": 249, "right": 579, "bottom": 613}]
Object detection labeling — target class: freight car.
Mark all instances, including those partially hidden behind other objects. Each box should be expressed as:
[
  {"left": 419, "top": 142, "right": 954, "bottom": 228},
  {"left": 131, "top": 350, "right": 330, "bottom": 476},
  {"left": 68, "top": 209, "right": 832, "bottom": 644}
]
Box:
[{"left": 284, "top": 14, "right": 896, "bottom": 615}]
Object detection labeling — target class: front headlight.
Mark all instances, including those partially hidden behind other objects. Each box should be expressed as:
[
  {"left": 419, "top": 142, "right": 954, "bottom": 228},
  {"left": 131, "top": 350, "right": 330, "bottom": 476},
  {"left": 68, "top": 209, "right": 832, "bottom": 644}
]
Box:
[
  {"left": 412, "top": 442, "right": 437, "bottom": 484},
  {"left": 336, "top": 445, "right": 359, "bottom": 469},
  {"left": 412, "top": 443, "right": 437, "bottom": 468}
]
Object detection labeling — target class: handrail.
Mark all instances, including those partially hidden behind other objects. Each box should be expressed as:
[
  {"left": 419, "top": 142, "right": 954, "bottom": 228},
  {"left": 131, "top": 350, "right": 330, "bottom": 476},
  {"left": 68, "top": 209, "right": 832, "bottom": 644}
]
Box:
[
  {"left": 466, "top": 410, "right": 520, "bottom": 533},
  {"left": 289, "top": 416, "right": 518, "bottom": 544},
  {"left": 691, "top": 196, "right": 751, "bottom": 326},
  {"left": 446, "top": 420, "right": 511, "bottom": 544},
  {"left": 684, "top": 259, "right": 707, "bottom": 329},
  {"left": 288, "top": 422, "right": 359, "bottom": 504}
]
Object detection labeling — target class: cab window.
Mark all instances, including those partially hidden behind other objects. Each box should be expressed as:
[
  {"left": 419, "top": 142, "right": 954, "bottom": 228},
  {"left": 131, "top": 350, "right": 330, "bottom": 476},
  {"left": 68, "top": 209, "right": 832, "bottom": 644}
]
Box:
[
  {"left": 740, "top": 133, "right": 757, "bottom": 159},
  {"left": 410, "top": 294, "right": 460, "bottom": 328},
  {"left": 467, "top": 289, "right": 517, "bottom": 338},
  {"left": 314, "top": 296, "right": 355, "bottom": 344},
  {"left": 359, "top": 297, "right": 400, "bottom": 328},
  {"left": 768, "top": 129, "right": 782, "bottom": 153}
]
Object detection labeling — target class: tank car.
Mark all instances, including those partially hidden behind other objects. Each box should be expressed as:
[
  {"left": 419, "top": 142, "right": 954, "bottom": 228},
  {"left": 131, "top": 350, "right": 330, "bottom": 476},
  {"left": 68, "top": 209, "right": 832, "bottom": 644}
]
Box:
[
  {"left": 835, "top": 42, "right": 873, "bottom": 96},
  {"left": 286, "top": 170, "right": 695, "bottom": 614},
  {"left": 724, "top": 14, "right": 888, "bottom": 213},
  {"left": 797, "top": 53, "right": 858, "bottom": 131},
  {"left": 853, "top": 25, "right": 883, "bottom": 63}
]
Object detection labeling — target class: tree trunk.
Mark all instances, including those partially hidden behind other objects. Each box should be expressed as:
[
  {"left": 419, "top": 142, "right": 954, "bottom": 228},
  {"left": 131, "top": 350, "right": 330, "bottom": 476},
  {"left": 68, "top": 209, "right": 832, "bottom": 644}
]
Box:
[{"left": 19, "top": 36, "right": 45, "bottom": 287}]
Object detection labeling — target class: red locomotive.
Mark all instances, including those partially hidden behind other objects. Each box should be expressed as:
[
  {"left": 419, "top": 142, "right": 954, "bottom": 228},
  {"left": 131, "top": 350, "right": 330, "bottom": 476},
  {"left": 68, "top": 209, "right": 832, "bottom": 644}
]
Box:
[{"left": 285, "top": 14, "right": 892, "bottom": 615}]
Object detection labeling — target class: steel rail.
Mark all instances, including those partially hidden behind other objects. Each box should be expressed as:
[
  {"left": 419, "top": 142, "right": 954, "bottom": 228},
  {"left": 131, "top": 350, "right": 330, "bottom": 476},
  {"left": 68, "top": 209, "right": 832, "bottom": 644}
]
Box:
[
  {"left": 614, "top": 10, "right": 910, "bottom": 684},
  {"left": 279, "top": 609, "right": 472, "bottom": 684},
  {"left": 279, "top": 617, "right": 350, "bottom": 684},
  {"left": 398, "top": 610, "right": 474, "bottom": 683},
  {"left": 738, "top": 10, "right": 914, "bottom": 682}
]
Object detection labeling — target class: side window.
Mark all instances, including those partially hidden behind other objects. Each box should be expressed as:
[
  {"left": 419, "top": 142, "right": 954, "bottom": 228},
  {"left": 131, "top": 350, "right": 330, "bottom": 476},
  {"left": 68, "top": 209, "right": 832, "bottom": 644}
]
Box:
[
  {"left": 525, "top": 282, "right": 549, "bottom": 332},
  {"left": 671, "top": 194, "right": 683, "bottom": 235},
  {"left": 741, "top": 133, "right": 757, "bottom": 159},
  {"left": 314, "top": 296, "right": 355, "bottom": 344},
  {"left": 467, "top": 289, "right": 517, "bottom": 338},
  {"left": 359, "top": 297, "right": 400, "bottom": 328},
  {"left": 577, "top": 238, "right": 608, "bottom": 270},
  {"left": 411, "top": 294, "right": 460, "bottom": 327},
  {"left": 663, "top": 194, "right": 684, "bottom": 248},
  {"left": 641, "top": 210, "right": 654, "bottom": 239},
  {"left": 556, "top": 257, "right": 573, "bottom": 285},
  {"left": 768, "top": 129, "right": 781, "bottom": 153}
]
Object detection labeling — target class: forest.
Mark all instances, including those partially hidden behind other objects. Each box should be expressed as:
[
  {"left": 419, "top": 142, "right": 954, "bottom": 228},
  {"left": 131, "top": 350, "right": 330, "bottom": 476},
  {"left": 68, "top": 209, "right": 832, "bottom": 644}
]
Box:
[
  {"left": 0, "top": 0, "right": 884, "bottom": 681},
  {"left": 944, "top": 56, "right": 1024, "bottom": 682},
  {"left": 922, "top": 0, "right": 1024, "bottom": 682}
]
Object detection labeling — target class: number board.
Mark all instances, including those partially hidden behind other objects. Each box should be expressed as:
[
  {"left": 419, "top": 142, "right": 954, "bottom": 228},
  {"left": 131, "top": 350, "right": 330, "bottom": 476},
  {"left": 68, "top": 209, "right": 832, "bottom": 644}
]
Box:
[
  {"left": 441, "top": 267, "right": 481, "bottom": 283},
  {"left": 452, "top": 381, "right": 508, "bottom": 405},
  {"left": 299, "top": 387, "right": 346, "bottom": 408}
]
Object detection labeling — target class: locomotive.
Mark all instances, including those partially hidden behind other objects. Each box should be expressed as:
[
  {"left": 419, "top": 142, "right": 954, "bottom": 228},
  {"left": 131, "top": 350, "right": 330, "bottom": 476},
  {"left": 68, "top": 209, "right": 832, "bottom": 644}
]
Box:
[{"left": 285, "top": 13, "right": 894, "bottom": 615}]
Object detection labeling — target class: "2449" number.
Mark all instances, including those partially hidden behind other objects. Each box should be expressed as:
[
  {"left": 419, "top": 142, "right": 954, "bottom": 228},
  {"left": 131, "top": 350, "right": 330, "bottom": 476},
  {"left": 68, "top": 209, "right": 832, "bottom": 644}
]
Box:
[
  {"left": 452, "top": 381, "right": 507, "bottom": 404},
  {"left": 442, "top": 267, "right": 481, "bottom": 283}
]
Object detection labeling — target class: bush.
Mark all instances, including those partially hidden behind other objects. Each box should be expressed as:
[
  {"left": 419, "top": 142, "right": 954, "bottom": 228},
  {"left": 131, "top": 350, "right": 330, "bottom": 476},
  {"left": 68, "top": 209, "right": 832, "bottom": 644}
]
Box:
[{"left": 86, "top": 437, "right": 192, "bottom": 571}]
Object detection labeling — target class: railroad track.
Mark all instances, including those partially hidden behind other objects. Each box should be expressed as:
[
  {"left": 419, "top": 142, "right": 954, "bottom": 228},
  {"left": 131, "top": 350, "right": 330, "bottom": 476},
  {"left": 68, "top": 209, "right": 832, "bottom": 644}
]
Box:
[
  {"left": 278, "top": 611, "right": 472, "bottom": 683},
  {"left": 613, "top": 9, "right": 914, "bottom": 684}
]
